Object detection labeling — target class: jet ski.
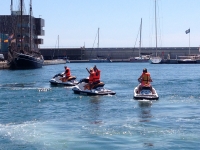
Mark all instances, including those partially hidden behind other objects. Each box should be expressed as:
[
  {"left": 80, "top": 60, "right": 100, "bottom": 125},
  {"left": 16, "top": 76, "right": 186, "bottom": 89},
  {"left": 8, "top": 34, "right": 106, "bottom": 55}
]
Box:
[
  {"left": 49, "top": 72, "right": 78, "bottom": 86},
  {"left": 133, "top": 84, "right": 159, "bottom": 100},
  {"left": 72, "top": 78, "right": 116, "bottom": 96}
]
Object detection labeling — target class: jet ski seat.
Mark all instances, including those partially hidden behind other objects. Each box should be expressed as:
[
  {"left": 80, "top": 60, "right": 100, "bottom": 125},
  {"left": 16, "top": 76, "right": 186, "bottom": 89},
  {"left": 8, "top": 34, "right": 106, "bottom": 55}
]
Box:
[
  {"left": 67, "top": 76, "right": 76, "bottom": 81},
  {"left": 141, "top": 86, "right": 151, "bottom": 90},
  {"left": 92, "top": 82, "right": 105, "bottom": 89}
]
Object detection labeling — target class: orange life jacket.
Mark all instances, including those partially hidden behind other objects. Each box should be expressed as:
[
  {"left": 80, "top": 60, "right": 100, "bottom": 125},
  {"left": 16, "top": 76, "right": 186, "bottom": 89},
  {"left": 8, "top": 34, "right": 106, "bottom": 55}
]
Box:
[
  {"left": 65, "top": 68, "right": 71, "bottom": 77},
  {"left": 141, "top": 72, "right": 151, "bottom": 86},
  {"left": 93, "top": 69, "right": 101, "bottom": 82},
  {"left": 89, "top": 71, "right": 95, "bottom": 83}
]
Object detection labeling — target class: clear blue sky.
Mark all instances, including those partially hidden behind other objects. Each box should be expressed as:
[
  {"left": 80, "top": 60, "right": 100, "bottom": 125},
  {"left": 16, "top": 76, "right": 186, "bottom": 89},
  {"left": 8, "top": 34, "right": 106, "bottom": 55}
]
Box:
[{"left": 1, "top": 0, "right": 200, "bottom": 48}]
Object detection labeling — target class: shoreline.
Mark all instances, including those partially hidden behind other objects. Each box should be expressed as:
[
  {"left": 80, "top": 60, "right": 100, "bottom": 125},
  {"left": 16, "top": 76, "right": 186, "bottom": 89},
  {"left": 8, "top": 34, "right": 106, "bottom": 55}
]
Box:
[{"left": 1, "top": 59, "right": 200, "bottom": 70}]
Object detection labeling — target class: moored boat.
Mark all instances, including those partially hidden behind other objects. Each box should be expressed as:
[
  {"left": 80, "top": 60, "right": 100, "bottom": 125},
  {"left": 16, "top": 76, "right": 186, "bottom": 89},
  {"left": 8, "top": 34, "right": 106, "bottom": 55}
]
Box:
[
  {"left": 149, "top": 0, "right": 162, "bottom": 64},
  {"left": 7, "top": 0, "right": 44, "bottom": 69}
]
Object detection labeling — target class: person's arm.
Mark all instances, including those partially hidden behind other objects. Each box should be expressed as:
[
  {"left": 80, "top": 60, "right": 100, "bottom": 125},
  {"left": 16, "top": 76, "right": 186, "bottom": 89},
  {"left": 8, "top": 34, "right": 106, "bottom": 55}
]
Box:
[
  {"left": 149, "top": 76, "right": 153, "bottom": 82},
  {"left": 138, "top": 74, "right": 142, "bottom": 82},
  {"left": 138, "top": 74, "right": 142, "bottom": 80}
]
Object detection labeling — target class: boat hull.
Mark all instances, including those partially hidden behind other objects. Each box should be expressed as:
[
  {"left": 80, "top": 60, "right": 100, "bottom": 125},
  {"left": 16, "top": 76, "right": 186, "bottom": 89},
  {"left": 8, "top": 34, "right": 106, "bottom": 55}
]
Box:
[
  {"left": 150, "top": 57, "right": 162, "bottom": 64},
  {"left": 49, "top": 75, "right": 78, "bottom": 86},
  {"left": 72, "top": 78, "right": 116, "bottom": 96},
  {"left": 133, "top": 85, "right": 159, "bottom": 100},
  {"left": 72, "top": 88, "right": 116, "bottom": 96},
  {"left": 178, "top": 60, "right": 196, "bottom": 64},
  {"left": 9, "top": 53, "right": 44, "bottom": 69}
]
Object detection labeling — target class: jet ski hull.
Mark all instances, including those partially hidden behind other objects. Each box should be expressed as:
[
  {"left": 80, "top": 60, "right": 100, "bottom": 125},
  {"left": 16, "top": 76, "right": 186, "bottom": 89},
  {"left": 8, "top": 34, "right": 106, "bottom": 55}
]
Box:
[
  {"left": 72, "top": 88, "right": 116, "bottom": 96},
  {"left": 49, "top": 79, "right": 77, "bottom": 86},
  {"left": 133, "top": 85, "right": 159, "bottom": 100},
  {"left": 72, "top": 78, "right": 116, "bottom": 96},
  {"left": 49, "top": 74, "right": 78, "bottom": 86}
]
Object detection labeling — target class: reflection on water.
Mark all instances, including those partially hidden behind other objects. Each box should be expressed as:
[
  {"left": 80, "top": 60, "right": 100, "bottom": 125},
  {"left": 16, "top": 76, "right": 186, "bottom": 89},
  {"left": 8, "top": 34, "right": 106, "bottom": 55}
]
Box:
[
  {"left": 138, "top": 101, "right": 154, "bottom": 148},
  {"left": 89, "top": 96, "right": 103, "bottom": 125},
  {"left": 0, "top": 83, "right": 35, "bottom": 88},
  {"left": 144, "top": 142, "right": 154, "bottom": 147},
  {"left": 138, "top": 100, "right": 153, "bottom": 123}
]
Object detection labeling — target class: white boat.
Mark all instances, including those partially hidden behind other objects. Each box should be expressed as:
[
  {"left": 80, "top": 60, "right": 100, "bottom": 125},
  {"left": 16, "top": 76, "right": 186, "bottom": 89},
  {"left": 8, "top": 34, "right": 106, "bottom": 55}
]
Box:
[
  {"left": 149, "top": 0, "right": 162, "bottom": 64},
  {"left": 178, "top": 56, "right": 196, "bottom": 64},
  {"left": 150, "top": 56, "right": 162, "bottom": 64},
  {"left": 89, "top": 28, "right": 112, "bottom": 63},
  {"left": 129, "top": 18, "right": 150, "bottom": 63},
  {"left": 133, "top": 84, "right": 159, "bottom": 100}
]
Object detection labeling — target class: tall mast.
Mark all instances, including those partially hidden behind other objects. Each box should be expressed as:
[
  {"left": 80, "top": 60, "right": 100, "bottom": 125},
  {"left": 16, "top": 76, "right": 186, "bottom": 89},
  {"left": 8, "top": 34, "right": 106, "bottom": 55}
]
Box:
[
  {"left": 97, "top": 28, "right": 99, "bottom": 48},
  {"left": 139, "top": 18, "right": 142, "bottom": 58},
  {"left": 155, "top": 0, "right": 157, "bottom": 57},
  {"left": 20, "top": 0, "right": 23, "bottom": 52},
  {"left": 58, "top": 35, "right": 59, "bottom": 49},
  {"left": 30, "top": 0, "right": 32, "bottom": 51}
]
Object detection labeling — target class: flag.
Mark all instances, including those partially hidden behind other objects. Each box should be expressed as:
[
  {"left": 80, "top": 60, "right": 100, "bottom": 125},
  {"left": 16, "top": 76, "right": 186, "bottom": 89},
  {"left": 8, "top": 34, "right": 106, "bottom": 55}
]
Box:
[{"left": 185, "top": 29, "right": 190, "bottom": 34}]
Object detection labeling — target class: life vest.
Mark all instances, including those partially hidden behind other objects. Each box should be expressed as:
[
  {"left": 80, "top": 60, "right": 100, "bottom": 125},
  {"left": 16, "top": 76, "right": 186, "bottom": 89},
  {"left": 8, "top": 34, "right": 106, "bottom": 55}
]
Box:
[
  {"left": 89, "top": 71, "right": 95, "bottom": 83},
  {"left": 141, "top": 72, "right": 151, "bottom": 86},
  {"left": 65, "top": 68, "right": 71, "bottom": 77},
  {"left": 93, "top": 69, "right": 101, "bottom": 82}
]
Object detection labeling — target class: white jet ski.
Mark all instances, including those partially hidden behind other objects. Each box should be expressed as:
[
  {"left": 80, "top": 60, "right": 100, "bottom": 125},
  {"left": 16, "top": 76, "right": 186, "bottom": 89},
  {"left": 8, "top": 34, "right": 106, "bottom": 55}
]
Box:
[
  {"left": 133, "top": 84, "right": 159, "bottom": 100},
  {"left": 49, "top": 73, "right": 78, "bottom": 86},
  {"left": 72, "top": 78, "right": 116, "bottom": 96}
]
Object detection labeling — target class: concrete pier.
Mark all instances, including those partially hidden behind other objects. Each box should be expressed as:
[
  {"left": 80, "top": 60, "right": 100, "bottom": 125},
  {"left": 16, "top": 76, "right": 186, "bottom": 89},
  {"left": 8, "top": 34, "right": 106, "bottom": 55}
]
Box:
[
  {"left": 0, "top": 59, "right": 67, "bottom": 69},
  {"left": 43, "top": 59, "right": 66, "bottom": 65}
]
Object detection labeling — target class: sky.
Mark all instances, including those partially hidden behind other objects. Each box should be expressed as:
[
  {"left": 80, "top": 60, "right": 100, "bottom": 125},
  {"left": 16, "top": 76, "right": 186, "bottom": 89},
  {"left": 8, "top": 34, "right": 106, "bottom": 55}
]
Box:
[{"left": 0, "top": 0, "right": 200, "bottom": 48}]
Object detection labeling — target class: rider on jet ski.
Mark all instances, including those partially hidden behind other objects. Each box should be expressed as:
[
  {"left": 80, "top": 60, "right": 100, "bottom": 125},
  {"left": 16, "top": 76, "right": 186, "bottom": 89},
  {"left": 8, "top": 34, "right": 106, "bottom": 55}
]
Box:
[
  {"left": 85, "top": 65, "right": 101, "bottom": 90},
  {"left": 93, "top": 65, "right": 101, "bottom": 84},
  {"left": 61, "top": 66, "right": 73, "bottom": 82},
  {"left": 137, "top": 68, "right": 153, "bottom": 93}
]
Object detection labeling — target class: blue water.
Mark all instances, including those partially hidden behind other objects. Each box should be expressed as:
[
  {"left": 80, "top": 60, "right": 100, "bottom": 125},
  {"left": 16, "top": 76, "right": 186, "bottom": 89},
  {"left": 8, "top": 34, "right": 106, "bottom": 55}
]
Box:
[{"left": 0, "top": 63, "right": 200, "bottom": 150}]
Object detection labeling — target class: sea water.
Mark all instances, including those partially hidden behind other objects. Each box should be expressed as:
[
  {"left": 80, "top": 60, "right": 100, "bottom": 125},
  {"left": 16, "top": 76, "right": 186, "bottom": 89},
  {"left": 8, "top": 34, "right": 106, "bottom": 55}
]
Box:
[{"left": 0, "top": 63, "right": 200, "bottom": 150}]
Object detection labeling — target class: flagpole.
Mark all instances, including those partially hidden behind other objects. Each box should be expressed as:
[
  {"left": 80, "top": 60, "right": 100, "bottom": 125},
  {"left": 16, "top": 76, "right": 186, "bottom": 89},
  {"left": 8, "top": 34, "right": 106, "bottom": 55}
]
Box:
[{"left": 189, "top": 30, "right": 190, "bottom": 55}]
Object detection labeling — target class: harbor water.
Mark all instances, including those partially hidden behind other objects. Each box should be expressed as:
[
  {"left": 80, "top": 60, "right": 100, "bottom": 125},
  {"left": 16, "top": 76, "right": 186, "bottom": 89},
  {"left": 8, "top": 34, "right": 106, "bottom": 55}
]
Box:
[{"left": 0, "top": 63, "right": 200, "bottom": 150}]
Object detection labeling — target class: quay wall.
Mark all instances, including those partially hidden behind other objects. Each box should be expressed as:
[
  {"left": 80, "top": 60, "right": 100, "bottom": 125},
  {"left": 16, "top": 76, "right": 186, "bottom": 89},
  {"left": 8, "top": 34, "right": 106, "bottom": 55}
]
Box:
[
  {"left": 39, "top": 47, "right": 199, "bottom": 60},
  {"left": 1, "top": 47, "right": 199, "bottom": 60}
]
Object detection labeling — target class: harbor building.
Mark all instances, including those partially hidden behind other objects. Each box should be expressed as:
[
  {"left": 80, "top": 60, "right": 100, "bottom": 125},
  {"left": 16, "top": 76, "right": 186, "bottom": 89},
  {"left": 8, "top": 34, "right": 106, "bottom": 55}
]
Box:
[{"left": 0, "top": 13, "right": 45, "bottom": 58}]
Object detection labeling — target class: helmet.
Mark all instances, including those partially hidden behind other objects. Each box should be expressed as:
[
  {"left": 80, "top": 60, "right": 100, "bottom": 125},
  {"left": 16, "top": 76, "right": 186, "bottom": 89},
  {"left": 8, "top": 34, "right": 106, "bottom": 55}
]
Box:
[
  {"left": 143, "top": 68, "right": 147, "bottom": 73},
  {"left": 90, "top": 67, "right": 93, "bottom": 72}
]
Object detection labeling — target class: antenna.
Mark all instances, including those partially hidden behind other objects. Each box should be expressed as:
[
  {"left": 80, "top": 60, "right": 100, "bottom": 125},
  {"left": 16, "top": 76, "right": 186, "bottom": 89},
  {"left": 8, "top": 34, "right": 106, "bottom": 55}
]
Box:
[{"left": 10, "top": 0, "right": 13, "bottom": 14}]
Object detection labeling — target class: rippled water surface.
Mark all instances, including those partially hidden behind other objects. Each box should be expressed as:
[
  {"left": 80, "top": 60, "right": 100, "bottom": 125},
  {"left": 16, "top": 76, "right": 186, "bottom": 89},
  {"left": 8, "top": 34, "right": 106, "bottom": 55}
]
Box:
[{"left": 0, "top": 63, "right": 200, "bottom": 150}]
